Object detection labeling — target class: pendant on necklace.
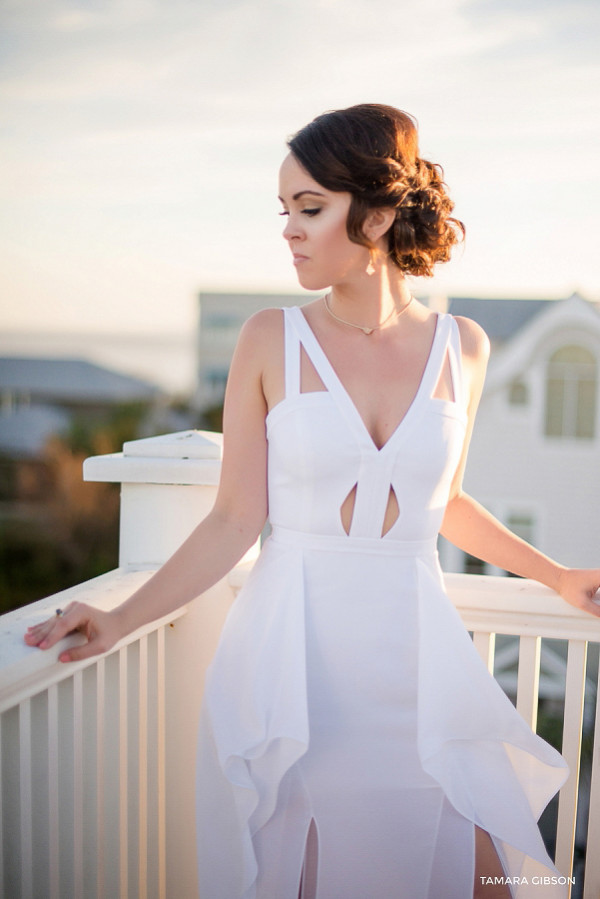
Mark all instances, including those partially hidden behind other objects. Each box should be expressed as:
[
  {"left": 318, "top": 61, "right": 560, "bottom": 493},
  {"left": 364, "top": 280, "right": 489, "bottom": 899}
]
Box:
[{"left": 362, "top": 327, "right": 374, "bottom": 335}]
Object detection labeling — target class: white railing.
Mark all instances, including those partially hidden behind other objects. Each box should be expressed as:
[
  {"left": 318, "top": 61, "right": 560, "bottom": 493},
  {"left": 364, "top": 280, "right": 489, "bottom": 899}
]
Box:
[
  {"left": 448, "top": 574, "right": 600, "bottom": 898},
  {"left": 1, "top": 569, "right": 183, "bottom": 899},
  {"left": 1, "top": 431, "right": 600, "bottom": 899}
]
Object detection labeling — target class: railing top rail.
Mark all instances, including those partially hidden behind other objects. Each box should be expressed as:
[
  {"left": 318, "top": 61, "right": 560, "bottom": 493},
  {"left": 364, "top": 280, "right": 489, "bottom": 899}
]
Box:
[
  {"left": 3, "top": 568, "right": 600, "bottom": 715},
  {"left": 445, "top": 572, "right": 600, "bottom": 642},
  {"left": 0, "top": 567, "right": 186, "bottom": 714}
]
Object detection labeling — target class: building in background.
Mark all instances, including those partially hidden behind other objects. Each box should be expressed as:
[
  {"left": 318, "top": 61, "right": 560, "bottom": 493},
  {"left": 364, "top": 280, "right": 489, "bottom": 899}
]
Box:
[
  {"left": 196, "top": 290, "right": 600, "bottom": 573},
  {"left": 442, "top": 292, "right": 600, "bottom": 573},
  {"left": 0, "top": 331, "right": 196, "bottom": 397},
  {"left": 194, "top": 292, "right": 304, "bottom": 412},
  {"left": 0, "top": 357, "right": 162, "bottom": 459}
]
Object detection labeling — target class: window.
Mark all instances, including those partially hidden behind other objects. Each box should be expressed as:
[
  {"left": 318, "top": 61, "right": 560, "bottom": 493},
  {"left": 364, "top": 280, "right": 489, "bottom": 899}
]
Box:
[
  {"left": 508, "top": 380, "right": 528, "bottom": 405},
  {"left": 505, "top": 513, "right": 535, "bottom": 577},
  {"left": 506, "top": 513, "right": 535, "bottom": 545},
  {"left": 204, "top": 313, "right": 238, "bottom": 330},
  {"left": 463, "top": 553, "right": 486, "bottom": 575},
  {"left": 205, "top": 367, "right": 229, "bottom": 391},
  {"left": 545, "top": 345, "right": 596, "bottom": 439}
]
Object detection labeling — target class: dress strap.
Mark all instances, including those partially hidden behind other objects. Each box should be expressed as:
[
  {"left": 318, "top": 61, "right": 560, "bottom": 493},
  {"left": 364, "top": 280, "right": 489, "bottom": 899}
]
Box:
[
  {"left": 447, "top": 316, "right": 466, "bottom": 408},
  {"left": 283, "top": 307, "right": 301, "bottom": 398},
  {"left": 286, "top": 306, "right": 347, "bottom": 401},
  {"left": 415, "top": 314, "right": 453, "bottom": 401},
  {"left": 286, "top": 305, "right": 371, "bottom": 448},
  {"left": 417, "top": 314, "right": 466, "bottom": 410}
]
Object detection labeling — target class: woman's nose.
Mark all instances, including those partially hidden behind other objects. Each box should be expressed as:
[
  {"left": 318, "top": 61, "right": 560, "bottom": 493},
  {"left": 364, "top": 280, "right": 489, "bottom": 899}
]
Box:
[{"left": 282, "top": 215, "right": 302, "bottom": 241}]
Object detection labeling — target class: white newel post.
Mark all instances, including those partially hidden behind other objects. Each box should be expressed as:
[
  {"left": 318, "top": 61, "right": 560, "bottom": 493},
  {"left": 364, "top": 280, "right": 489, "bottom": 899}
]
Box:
[
  {"left": 83, "top": 429, "right": 224, "bottom": 570},
  {"left": 84, "top": 430, "right": 258, "bottom": 898}
]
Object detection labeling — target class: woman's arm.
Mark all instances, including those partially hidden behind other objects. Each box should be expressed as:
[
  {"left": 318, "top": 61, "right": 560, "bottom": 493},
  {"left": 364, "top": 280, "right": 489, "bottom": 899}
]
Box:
[
  {"left": 440, "top": 316, "right": 600, "bottom": 618},
  {"left": 25, "top": 309, "right": 283, "bottom": 660}
]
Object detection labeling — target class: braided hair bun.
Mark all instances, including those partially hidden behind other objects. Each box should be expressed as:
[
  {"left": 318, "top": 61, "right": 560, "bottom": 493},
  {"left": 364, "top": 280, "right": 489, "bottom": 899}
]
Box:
[{"left": 287, "top": 104, "right": 464, "bottom": 277}]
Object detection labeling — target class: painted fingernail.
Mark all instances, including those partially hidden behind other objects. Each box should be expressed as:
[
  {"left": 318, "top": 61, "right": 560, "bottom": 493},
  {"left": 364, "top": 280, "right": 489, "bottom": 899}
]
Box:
[
  {"left": 39, "top": 640, "right": 48, "bottom": 649},
  {"left": 59, "top": 652, "right": 69, "bottom": 663}
]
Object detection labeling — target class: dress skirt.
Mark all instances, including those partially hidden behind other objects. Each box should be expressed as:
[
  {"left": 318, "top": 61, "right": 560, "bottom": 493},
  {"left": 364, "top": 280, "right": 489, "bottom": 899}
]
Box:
[{"left": 196, "top": 527, "right": 569, "bottom": 899}]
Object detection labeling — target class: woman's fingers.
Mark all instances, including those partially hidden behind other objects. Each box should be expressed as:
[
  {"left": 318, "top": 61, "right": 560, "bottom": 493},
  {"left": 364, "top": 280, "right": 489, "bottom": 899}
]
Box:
[
  {"left": 24, "top": 602, "right": 121, "bottom": 663},
  {"left": 558, "top": 569, "right": 600, "bottom": 618},
  {"left": 59, "top": 635, "right": 110, "bottom": 664},
  {"left": 576, "top": 590, "right": 600, "bottom": 618},
  {"left": 25, "top": 603, "right": 76, "bottom": 646},
  {"left": 582, "top": 598, "right": 600, "bottom": 618},
  {"left": 25, "top": 602, "right": 92, "bottom": 649},
  {"left": 24, "top": 620, "right": 54, "bottom": 644}
]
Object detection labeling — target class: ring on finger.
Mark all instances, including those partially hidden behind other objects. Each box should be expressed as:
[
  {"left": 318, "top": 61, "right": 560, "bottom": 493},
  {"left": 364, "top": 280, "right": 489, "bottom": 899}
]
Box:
[{"left": 55, "top": 608, "right": 64, "bottom": 618}]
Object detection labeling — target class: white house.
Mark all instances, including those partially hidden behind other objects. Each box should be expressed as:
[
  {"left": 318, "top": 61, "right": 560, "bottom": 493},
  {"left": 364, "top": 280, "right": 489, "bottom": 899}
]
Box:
[{"left": 441, "top": 292, "right": 600, "bottom": 573}]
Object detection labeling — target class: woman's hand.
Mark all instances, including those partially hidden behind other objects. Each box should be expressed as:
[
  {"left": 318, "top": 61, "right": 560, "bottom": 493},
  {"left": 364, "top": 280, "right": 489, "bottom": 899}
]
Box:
[
  {"left": 555, "top": 568, "right": 600, "bottom": 618},
  {"left": 24, "top": 602, "right": 124, "bottom": 663}
]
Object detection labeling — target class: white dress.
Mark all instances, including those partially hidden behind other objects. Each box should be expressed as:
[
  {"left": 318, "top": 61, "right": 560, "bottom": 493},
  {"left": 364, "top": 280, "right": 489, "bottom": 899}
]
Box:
[{"left": 196, "top": 307, "right": 569, "bottom": 899}]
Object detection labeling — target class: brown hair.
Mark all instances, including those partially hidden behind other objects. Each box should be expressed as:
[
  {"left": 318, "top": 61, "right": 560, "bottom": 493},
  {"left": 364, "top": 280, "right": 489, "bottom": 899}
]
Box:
[{"left": 287, "top": 104, "right": 464, "bottom": 277}]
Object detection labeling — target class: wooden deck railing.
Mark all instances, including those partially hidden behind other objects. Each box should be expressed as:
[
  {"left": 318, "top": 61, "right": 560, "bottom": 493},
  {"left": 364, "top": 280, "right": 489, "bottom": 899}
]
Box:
[{"left": 1, "top": 432, "right": 599, "bottom": 899}]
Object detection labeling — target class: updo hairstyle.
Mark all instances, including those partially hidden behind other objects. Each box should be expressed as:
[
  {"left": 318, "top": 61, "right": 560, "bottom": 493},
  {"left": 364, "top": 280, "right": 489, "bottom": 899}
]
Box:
[{"left": 287, "top": 104, "right": 464, "bottom": 278}]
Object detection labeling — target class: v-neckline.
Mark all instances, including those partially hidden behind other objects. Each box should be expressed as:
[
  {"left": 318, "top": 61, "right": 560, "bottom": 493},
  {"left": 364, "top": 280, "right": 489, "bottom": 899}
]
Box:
[{"left": 290, "top": 307, "right": 445, "bottom": 455}]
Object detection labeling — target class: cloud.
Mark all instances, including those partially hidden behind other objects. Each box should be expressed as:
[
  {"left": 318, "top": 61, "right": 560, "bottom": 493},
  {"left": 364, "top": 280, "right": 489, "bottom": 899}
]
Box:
[{"left": 0, "top": 0, "right": 599, "bottom": 334}]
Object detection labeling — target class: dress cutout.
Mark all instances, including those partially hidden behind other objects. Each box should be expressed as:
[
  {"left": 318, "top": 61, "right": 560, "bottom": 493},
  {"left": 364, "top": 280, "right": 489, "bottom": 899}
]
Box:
[{"left": 196, "top": 307, "right": 569, "bottom": 899}]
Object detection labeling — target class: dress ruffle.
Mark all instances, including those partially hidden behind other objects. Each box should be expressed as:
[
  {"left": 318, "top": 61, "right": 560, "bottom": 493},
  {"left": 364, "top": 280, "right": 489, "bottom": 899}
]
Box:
[
  {"left": 415, "top": 558, "right": 569, "bottom": 898},
  {"left": 197, "top": 539, "right": 310, "bottom": 899},
  {"left": 197, "top": 539, "right": 569, "bottom": 899}
]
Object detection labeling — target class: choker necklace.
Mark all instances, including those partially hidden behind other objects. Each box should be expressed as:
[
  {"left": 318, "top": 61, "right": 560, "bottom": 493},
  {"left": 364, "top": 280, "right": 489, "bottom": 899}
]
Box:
[{"left": 323, "top": 293, "right": 413, "bottom": 335}]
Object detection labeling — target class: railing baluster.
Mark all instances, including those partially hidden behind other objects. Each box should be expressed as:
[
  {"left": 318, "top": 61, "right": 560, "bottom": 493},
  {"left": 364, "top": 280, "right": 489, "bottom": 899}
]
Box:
[
  {"left": 48, "top": 684, "right": 60, "bottom": 899},
  {"left": 97, "top": 659, "right": 105, "bottom": 899},
  {"left": 139, "top": 635, "right": 148, "bottom": 899},
  {"left": 555, "top": 640, "right": 587, "bottom": 885},
  {"left": 157, "top": 626, "right": 167, "bottom": 899},
  {"left": 583, "top": 652, "right": 600, "bottom": 899},
  {"left": 73, "top": 671, "right": 84, "bottom": 898},
  {"left": 119, "top": 647, "right": 128, "bottom": 899},
  {"left": 516, "top": 635, "right": 541, "bottom": 729},
  {"left": 473, "top": 631, "right": 496, "bottom": 673},
  {"left": 19, "top": 699, "right": 33, "bottom": 899}
]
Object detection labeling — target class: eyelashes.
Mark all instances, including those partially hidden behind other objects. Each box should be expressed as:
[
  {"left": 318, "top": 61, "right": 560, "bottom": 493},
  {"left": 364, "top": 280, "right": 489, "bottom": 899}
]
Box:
[{"left": 278, "top": 208, "right": 322, "bottom": 218}]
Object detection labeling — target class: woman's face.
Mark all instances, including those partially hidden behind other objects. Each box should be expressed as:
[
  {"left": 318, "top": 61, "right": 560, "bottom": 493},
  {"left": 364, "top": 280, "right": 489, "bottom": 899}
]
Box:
[{"left": 278, "top": 153, "right": 369, "bottom": 290}]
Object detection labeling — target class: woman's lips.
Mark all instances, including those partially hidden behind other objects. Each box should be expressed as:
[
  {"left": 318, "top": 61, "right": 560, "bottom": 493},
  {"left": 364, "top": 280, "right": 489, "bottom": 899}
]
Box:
[{"left": 292, "top": 254, "right": 309, "bottom": 265}]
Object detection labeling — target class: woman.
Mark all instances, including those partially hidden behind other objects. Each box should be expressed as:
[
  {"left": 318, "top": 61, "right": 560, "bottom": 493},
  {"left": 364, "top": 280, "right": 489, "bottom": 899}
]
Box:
[{"left": 26, "top": 104, "right": 600, "bottom": 899}]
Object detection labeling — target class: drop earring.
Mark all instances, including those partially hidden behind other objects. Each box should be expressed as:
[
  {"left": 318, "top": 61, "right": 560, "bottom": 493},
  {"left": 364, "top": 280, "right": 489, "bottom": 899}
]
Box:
[{"left": 366, "top": 256, "right": 376, "bottom": 276}]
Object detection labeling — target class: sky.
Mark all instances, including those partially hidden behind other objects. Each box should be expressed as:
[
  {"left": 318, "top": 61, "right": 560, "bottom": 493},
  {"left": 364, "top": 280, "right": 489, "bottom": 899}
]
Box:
[{"left": 1, "top": 0, "right": 599, "bottom": 338}]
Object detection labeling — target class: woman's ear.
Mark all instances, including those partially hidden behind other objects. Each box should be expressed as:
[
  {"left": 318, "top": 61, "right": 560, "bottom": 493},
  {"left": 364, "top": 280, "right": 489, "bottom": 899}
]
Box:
[{"left": 364, "top": 207, "right": 396, "bottom": 242}]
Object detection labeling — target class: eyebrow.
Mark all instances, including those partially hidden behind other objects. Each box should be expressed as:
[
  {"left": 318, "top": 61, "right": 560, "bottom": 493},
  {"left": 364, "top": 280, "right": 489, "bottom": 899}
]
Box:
[{"left": 278, "top": 190, "right": 327, "bottom": 202}]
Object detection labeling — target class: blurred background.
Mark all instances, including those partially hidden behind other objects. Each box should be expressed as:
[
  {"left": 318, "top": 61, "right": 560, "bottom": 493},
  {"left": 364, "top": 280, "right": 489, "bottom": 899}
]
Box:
[{"left": 1, "top": 0, "right": 599, "bottom": 612}]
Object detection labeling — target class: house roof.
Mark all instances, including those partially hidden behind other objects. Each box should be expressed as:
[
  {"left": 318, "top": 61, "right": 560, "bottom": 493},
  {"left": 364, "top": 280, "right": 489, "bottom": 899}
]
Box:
[
  {"left": 0, "top": 358, "right": 160, "bottom": 405},
  {"left": 447, "top": 298, "right": 554, "bottom": 343},
  {"left": 0, "top": 404, "right": 71, "bottom": 458}
]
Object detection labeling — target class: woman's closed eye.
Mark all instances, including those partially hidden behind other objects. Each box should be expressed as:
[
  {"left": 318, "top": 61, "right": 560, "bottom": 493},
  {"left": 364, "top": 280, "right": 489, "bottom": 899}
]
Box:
[{"left": 278, "top": 208, "right": 321, "bottom": 217}]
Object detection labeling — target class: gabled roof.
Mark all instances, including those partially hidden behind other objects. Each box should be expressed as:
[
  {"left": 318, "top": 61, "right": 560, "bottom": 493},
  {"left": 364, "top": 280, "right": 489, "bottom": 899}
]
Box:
[
  {"left": 0, "top": 358, "right": 160, "bottom": 405},
  {"left": 447, "top": 293, "right": 598, "bottom": 344},
  {"left": 447, "top": 298, "right": 553, "bottom": 343},
  {"left": 478, "top": 293, "right": 600, "bottom": 391}
]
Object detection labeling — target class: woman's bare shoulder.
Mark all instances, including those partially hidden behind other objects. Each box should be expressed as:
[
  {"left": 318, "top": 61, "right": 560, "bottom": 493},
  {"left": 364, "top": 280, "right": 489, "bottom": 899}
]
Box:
[
  {"left": 232, "top": 308, "right": 287, "bottom": 368},
  {"left": 241, "top": 306, "right": 286, "bottom": 339},
  {"left": 452, "top": 315, "right": 490, "bottom": 363},
  {"left": 234, "top": 307, "right": 292, "bottom": 410}
]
